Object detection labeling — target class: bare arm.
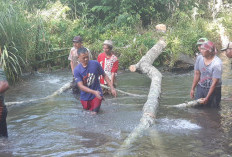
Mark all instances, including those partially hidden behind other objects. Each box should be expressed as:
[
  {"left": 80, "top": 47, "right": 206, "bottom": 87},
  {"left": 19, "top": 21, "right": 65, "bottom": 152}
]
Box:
[
  {"left": 103, "top": 74, "right": 117, "bottom": 97},
  {"left": 202, "top": 78, "right": 219, "bottom": 104},
  {"left": 0, "top": 81, "right": 9, "bottom": 93},
  {"left": 70, "top": 61, "right": 74, "bottom": 75},
  {"left": 190, "top": 70, "right": 200, "bottom": 99},
  {"left": 111, "top": 72, "right": 116, "bottom": 86},
  {"left": 77, "top": 81, "right": 102, "bottom": 99}
]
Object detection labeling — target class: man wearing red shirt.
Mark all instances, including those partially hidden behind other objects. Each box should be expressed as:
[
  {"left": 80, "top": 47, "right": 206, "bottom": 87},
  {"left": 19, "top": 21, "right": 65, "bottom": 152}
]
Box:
[{"left": 97, "top": 40, "right": 119, "bottom": 93}]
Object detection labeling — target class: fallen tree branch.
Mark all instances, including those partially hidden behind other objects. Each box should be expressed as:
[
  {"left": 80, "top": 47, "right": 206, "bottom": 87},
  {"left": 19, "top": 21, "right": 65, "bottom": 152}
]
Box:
[
  {"left": 165, "top": 98, "right": 203, "bottom": 108},
  {"left": 5, "top": 82, "right": 72, "bottom": 106},
  {"left": 5, "top": 81, "right": 143, "bottom": 106}
]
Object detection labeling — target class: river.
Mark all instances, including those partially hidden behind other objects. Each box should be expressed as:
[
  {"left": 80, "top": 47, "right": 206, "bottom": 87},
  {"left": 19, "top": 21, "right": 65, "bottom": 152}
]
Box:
[{"left": 0, "top": 56, "right": 231, "bottom": 156}]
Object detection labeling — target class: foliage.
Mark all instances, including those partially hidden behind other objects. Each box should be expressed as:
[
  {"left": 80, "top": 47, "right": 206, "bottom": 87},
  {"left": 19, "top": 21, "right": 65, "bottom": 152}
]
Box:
[
  {"left": 0, "top": 45, "right": 25, "bottom": 83},
  {"left": 0, "top": 0, "right": 228, "bottom": 83},
  {"left": 220, "top": 12, "right": 232, "bottom": 40},
  {"left": 165, "top": 10, "right": 220, "bottom": 67},
  {"left": 0, "top": 1, "right": 36, "bottom": 82}
]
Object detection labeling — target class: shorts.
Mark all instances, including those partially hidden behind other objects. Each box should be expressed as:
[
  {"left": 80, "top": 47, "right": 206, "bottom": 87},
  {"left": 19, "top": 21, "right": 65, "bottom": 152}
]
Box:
[
  {"left": 81, "top": 97, "right": 102, "bottom": 113},
  {"left": 0, "top": 105, "right": 8, "bottom": 137},
  {"left": 195, "top": 84, "right": 221, "bottom": 108}
]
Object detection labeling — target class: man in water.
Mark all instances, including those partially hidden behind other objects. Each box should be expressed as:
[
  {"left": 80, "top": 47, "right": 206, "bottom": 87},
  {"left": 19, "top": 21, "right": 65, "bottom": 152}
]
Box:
[
  {"left": 0, "top": 68, "right": 9, "bottom": 137},
  {"left": 74, "top": 47, "right": 116, "bottom": 114},
  {"left": 97, "top": 40, "right": 118, "bottom": 94},
  {"left": 190, "top": 41, "right": 222, "bottom": 107},
  {"left": 221, "top": 42, "right": 232, "bottom": 100},
  {"left": 68, "top": 36, "right": 92, "bottom": 95}
]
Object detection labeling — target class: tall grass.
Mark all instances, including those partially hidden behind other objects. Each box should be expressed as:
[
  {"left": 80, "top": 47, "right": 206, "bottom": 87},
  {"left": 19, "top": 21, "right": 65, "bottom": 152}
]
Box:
[{"left": 0, "top": 1, "right": 43, "bottom": 82}]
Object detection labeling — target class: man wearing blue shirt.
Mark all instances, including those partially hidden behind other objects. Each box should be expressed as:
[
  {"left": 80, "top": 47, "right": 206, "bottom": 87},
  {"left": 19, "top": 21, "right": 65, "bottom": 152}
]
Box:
[{"left": 74, "top": 47, "right": 116, "bottom": 114}]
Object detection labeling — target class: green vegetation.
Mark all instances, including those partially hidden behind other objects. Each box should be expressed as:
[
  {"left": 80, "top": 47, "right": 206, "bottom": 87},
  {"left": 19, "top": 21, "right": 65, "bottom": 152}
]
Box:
[{"left": 0, "top": 0, "right": 231, "bottom": 83}]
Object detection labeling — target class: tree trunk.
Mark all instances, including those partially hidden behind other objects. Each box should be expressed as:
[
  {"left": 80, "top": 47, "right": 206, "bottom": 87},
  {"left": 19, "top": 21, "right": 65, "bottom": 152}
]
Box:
[{"left": 115, "top": 38, "right": 166, "bottom": 156}]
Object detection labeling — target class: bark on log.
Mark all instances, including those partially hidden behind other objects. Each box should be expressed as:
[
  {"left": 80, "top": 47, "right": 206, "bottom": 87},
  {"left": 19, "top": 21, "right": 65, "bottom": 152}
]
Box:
[{"left": 115, "top": 39, "right": 166, "bottom": 156}]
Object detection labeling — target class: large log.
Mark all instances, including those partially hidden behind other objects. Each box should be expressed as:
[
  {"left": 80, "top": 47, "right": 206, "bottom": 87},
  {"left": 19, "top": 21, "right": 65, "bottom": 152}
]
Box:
[{"left": 115, "top": 38, "right": 166, "bottom": 156}]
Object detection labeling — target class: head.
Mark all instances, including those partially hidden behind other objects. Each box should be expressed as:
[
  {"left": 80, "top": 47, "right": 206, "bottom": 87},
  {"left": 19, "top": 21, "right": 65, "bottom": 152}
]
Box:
[
  {"left": 73, "top": 36, "right": 83, "bottom": 49},
  {"left": 197, "top": 38, "right": 208, "bottom": 52},
  {"left": 77, "top": 47, "right": 89, "bottom": 66},
  {"left": 103, "top": 40, "right": 113, "bottom": 55},
  {"left": 200, "top": 41, "right": 216, "bottom": 57},
  {"left": 221, "top": 42, "right": 232, "bottom": 58}
]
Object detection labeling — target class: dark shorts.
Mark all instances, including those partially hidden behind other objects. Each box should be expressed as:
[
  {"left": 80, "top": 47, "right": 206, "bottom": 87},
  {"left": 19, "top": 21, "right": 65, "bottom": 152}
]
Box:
[
  {"left": 195, "top": 84, "right": 221, "bottom": 108},
  {"left": 0, "top": 105, "right": 8, "bottom": 137},
  {"left": 81, "top": 97, "right": 102, "bottom": 113}
]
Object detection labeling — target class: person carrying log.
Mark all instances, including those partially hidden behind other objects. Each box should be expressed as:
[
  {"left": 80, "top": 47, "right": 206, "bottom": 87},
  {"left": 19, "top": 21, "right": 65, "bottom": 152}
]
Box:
[
  {"left": 97, "top": 40, "right": 118, "bottom": 95},
  {"left": 0, "top": 68, "right": 9, "bottom": 137},
  {"left": 68, "top": 36, "right": 92, "bottom": 95},
  {"left": 74, "top": 47, "right": 116, "bottom": 115},
  {"left": 190, "top": 41, "right": 222, "bottom": 107}
]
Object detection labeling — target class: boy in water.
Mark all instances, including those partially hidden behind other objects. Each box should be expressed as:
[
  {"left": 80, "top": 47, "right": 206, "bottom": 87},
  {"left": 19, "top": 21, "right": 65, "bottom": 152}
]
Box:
[{"left": 74, "top": 47, "right": 116, "bottom": 114}]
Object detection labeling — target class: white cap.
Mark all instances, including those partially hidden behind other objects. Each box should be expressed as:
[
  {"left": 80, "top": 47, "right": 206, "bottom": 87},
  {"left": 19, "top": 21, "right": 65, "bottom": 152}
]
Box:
[{"left": 103, "top": 40, "right": 113, "bottom": 47}]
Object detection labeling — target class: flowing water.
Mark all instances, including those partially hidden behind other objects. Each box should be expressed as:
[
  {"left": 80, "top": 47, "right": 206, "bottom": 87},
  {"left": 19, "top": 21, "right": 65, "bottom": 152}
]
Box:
[{"left": 0, "top": 57, "right": 232, "bottom": 156}]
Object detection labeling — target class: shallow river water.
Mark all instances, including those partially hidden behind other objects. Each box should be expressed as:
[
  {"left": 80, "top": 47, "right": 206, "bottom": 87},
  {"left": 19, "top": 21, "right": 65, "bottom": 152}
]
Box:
[{"left": 0, "top": 55, "right": 232, "bottom": 157}]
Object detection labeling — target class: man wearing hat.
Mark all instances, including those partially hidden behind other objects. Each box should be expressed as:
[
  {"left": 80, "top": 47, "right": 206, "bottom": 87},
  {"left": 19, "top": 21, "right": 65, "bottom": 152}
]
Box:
[
  {"left": 196, "top": 38, "right": 208, "bottom": 56},
  {"left": 68, "top": 36, "right": 92, "bottom": 95},
  {"left": 97, "top": 40, "right": 118, "bottom": 94},
  {"left": 190, "top": 41, "right": 222, "bottom": 107},
  {"left": 221, "top": 42, "right": 232, "bottom": 58}
]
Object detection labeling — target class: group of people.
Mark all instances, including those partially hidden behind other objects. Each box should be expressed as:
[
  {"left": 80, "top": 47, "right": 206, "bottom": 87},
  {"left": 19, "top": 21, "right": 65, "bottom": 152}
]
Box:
[
  {"left": 191, "top": 38, "right": 232, "bottom": 107},
  {"left": 68, "top": 36, "right": 118, "bottom": 115},
  {"left": 1, "top": 36, "right": 232, "bottom": 137}
]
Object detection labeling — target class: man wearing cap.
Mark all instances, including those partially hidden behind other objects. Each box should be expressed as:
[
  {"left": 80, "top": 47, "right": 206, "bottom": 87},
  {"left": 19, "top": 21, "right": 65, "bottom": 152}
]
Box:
[
  {"left": 221, "top": 42, "right": 232, "bottom": 101},
  {"left": 68, "top": 36, "right": 92, "bottom": 95},
  {"left": 0, "top": 68, "right": 9, "bottom": 137},
  {"left": 190, "top": 41, "right": 222, "bottom": 107},
  {"left": 74, "top": 47, "right": 116, "bottom": 115},
  {"left": 196, "top": 38, "right": 208, "bottom": 56},
  {"left": 97, "top": 40, "right": 118, "bottom": 94}
]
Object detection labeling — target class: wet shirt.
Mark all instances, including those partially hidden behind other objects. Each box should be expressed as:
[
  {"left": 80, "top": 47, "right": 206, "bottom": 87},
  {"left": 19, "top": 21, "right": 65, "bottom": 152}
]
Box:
[
  {"left": 0, "top": 68, "right": 7, "bottom": 106},
  {"left": 194, "top": 55, "right": 222, "bottom": 88},
  {"left": 97, "top": 52, "right": 118, "bottom": 84},
  {"left": 74, "top": 60, "right": 105, "bottom": 101}
]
